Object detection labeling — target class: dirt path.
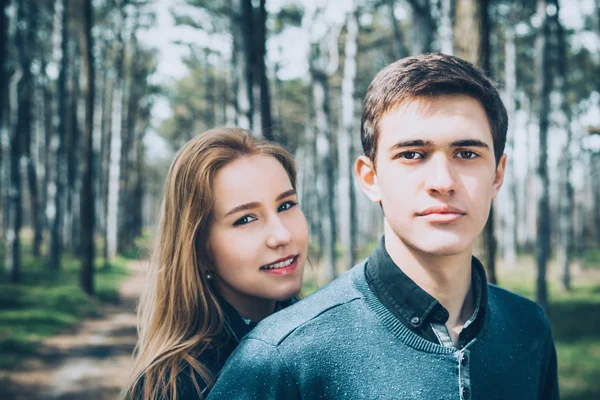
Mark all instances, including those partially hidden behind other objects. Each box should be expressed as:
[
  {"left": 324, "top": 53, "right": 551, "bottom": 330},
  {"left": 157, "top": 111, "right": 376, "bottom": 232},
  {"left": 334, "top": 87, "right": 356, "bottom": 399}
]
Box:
[{"left": 0, "top": 260, "right": 147, "bottom": 400}]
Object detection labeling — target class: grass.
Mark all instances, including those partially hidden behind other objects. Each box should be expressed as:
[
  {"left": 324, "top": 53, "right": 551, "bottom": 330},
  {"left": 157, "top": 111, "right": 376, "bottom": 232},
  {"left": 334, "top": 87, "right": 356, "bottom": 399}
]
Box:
[
  {"left": 302, "top": 252, "right": 600, "bottom": 400},
  {"left": 0, "top": 243, "right": 131, "bottom": 370}
]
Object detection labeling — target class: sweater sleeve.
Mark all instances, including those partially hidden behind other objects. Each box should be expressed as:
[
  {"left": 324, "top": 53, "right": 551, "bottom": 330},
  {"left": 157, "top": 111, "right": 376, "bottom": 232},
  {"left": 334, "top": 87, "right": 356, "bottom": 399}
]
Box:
[{"left": 207, "top": 338, "right": 298, "bottom": 399}]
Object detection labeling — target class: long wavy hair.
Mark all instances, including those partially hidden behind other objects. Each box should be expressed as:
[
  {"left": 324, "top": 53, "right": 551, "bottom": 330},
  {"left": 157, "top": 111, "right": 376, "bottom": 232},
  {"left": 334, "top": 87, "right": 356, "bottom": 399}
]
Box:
[{"left": 123, "top": 127, "right": 298, "bottom": 399}]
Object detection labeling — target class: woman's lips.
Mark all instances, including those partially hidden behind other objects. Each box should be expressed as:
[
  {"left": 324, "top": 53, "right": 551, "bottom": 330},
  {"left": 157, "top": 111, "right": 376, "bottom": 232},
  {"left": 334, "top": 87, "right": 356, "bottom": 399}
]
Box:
[{"left": 260, "top": 255, "right": 299, "bottom": 275}]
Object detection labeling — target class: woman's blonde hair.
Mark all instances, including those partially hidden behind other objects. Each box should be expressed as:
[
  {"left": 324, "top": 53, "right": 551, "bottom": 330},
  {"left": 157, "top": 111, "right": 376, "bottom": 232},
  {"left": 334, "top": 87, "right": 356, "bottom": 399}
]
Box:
[{"left": 123, "top": 127, "right": 297, "bottom": 399}]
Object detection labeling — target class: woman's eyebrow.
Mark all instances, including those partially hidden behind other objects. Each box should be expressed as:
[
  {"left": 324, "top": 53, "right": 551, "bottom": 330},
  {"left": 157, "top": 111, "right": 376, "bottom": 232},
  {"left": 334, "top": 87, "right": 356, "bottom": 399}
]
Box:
[
  {"left": 224, "top": 189, "right": 296, "bottom": 217},
  {"left": 276, "top": 189, "right": 296, "bottom": 201},
  {"left": 225, "top": 202, "right": 260, "bottom": 217}
]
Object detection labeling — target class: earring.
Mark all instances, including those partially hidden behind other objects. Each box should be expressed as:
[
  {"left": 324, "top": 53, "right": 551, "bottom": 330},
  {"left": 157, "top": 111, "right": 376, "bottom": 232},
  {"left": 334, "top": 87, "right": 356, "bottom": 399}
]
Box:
[{"left": 206, "top": 272, "right": 212, "bottom": 280}]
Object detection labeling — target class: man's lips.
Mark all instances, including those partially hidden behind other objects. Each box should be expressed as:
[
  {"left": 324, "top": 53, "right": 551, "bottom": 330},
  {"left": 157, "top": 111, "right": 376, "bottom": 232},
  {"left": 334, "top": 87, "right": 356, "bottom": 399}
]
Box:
[
  {"left": 417, "top": 206, "right": 466, "bottom": 223},
  {"left": 417, "top": 205, "right": 466, "bottom": 216}
]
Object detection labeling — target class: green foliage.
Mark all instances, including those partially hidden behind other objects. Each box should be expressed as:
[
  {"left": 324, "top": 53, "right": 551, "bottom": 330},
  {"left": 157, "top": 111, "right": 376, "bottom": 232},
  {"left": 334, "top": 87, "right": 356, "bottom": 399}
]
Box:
[
  {"left": 0, "top": 249, "right": 130, "bottom": 370},
  {"left": 582, "top": 248, "right": 600, "bottom": 267}
]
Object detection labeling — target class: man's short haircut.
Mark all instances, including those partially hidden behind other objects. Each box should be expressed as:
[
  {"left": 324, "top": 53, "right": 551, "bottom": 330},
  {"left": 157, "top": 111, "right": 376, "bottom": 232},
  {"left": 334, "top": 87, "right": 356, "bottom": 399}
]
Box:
[{"left": 361, "top": 53, "right": 508, "bottom": 165}]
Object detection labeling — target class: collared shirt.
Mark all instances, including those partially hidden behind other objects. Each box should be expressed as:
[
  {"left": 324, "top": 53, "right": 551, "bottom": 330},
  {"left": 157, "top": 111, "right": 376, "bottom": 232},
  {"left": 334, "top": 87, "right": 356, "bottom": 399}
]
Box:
[{"left": 365, "top": 237, "right": 488, "bottom": 349}]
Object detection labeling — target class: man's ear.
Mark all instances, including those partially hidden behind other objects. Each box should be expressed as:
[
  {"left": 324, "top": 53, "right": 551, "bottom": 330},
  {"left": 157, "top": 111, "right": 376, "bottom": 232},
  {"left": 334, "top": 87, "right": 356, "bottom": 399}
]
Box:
[
  {"left": 355, "top": 155, "right": 381, "bottom": 204},
  {"left": 492, "top": 153, "right": 507, "bottom": 199}
]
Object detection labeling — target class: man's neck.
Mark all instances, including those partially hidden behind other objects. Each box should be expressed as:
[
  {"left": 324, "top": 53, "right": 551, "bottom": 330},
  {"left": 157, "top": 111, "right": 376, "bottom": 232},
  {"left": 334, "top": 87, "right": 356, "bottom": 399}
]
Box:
[{"left": 383, "top": 226, "right": 474, "bottom": 342}]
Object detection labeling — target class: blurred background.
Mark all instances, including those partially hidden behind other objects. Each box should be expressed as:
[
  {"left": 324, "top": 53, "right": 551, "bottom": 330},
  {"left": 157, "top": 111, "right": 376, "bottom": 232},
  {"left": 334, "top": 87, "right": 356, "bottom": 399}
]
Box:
[{"left": 0, "top": 0, "right": 599, "bottom": 399}]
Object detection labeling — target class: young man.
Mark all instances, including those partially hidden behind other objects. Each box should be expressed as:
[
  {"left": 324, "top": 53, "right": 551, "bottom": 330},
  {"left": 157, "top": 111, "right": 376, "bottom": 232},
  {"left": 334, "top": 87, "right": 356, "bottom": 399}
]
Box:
[{"left": 208, "top": 53, "right": 559, "bottom": 400}]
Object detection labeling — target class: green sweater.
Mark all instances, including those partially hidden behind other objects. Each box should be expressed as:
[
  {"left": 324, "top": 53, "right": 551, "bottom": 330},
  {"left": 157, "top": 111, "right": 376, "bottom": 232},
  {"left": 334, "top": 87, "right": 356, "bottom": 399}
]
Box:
[{"left": 208, "top": 261, "right": 559, "bottom": 399}]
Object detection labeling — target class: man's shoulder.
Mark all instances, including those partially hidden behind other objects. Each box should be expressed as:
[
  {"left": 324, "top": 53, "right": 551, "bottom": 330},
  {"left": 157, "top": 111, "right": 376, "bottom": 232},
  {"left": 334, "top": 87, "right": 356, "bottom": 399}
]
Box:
[
  {"left": 487, "top": 283, "right": 551, "bottom": 335},
  {"left": 246, "top": 261, "right": 367, "bottom": 346}
]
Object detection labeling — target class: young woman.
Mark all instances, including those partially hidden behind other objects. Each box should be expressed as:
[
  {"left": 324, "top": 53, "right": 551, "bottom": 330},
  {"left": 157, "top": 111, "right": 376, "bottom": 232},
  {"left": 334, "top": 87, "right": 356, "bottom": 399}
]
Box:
[{"left": 123, "top": 127, "right": 308, "bottom": 399}]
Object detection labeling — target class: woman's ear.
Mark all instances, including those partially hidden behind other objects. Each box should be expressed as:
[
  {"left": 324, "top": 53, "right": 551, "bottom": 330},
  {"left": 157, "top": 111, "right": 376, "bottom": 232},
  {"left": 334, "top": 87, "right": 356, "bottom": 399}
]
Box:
[{"left": 355, "top": 155, "right": 382, "bottom": 204}]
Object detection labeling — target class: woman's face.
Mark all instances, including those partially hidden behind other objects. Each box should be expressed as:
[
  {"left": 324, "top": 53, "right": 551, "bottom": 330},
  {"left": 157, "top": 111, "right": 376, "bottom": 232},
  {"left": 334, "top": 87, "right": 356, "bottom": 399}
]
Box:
[{"left": 208, "top": 155, "right": 308, "bottom": 320}]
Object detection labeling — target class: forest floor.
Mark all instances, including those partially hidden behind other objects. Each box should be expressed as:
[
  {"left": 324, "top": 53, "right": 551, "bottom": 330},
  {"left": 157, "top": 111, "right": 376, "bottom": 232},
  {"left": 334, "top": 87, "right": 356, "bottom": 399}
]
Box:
[{"left": 0, "top": 259, "right": 146, "bottom": 400}]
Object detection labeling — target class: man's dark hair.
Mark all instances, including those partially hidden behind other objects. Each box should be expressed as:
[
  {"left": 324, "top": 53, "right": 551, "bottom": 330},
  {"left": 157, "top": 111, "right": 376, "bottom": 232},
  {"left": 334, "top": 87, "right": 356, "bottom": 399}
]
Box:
[{"left": 361, "top": 53, "right": 508, "bottom": 165}]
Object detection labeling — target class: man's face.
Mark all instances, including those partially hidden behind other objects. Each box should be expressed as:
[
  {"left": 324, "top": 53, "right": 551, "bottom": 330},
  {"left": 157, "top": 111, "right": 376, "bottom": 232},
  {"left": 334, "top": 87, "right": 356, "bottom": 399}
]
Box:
[{"left": 356, "top": 94, "right": 506, "bottom": 257}]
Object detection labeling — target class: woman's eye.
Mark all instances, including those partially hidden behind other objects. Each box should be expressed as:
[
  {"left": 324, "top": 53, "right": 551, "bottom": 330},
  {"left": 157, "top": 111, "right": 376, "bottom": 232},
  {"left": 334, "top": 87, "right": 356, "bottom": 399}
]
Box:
[
  {"left": 278, "top": 201, "right": 297, "bottom": 212},
  {"left": 233, "top": 215, "right": 257, "bottom": 226},
  {"left": 397, "top": 151, "right": 423, "bottom": 160},
  {"left": 456, "top": 150, "right": 478, "bottom": 159}
]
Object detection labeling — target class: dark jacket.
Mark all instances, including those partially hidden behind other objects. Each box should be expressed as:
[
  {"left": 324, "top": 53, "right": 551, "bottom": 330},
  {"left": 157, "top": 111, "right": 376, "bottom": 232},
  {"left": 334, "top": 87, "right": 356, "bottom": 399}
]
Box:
[{"left": 173, "top": 296, "right": 294, "bottom": 399}]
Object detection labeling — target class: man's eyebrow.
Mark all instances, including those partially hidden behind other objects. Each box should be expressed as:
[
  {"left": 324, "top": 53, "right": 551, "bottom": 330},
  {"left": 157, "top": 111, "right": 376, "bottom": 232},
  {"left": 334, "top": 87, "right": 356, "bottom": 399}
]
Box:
[
  {"left": 388, "top": 139, "right": 435, "bottom": 151},
  {"left": 388, "top": 139, "right": 490, "bottom": 151},
  {"left": 450, "top": 139, "right": 490, "bottom": 149},
  {"left": 276, "top": 189, "right": 296, "bottom": 201},
  {"left": 224, "top": 190, "right": 296, "bottom": 217}
]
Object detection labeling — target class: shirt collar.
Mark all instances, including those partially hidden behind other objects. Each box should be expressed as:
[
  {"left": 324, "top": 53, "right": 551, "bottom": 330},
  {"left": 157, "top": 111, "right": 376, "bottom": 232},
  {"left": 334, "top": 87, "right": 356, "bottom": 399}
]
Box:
[{"left": 366, "top": 236, "right": 488, "bottom": 334}]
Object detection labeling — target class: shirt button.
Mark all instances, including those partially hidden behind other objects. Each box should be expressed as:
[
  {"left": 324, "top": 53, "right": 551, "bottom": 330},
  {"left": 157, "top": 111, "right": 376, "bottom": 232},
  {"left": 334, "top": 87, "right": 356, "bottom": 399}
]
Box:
[
  {"left": 461, "top": 353, "right": 469, "bottom": 366},
  {"left": 410, "top": 316, "right": 420, "bottom": 325},
  {"left": 434, "top": 309, "right": 445, "bottom": 321},
  {"left": 462, "top": 387, "right": 471, "bottom": 400}
]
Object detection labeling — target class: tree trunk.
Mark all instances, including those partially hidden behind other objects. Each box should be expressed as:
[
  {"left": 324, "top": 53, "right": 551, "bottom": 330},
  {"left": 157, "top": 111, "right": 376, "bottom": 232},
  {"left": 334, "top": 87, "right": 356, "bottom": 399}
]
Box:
[
  {"left": 19, "top": 0, "right": 38, "bottom": 253},
  {"left": 387, "top": 0, "right": 406, "bottom": 59},
  {"left": 552, "top": 0, "right": 574, "bottom": 291},
  {"left": 534, "top": 0, "right": 551, "bottom": 311},
  {"left": 0, "top": 0, "right": 8, "bottom": 235},
  {"left": 22, "top": 1, "right": 42, "bottom": 257},
  {"left": 454, "top": 0, "right": 496, "bottom": 283},
  {"left": 257, "top": 0, "right": 273, "bottom": 139},
  {"left": 339, "top": 9, "right": 359, "bottom": 269},
  {"left": 49, "top": 0, "right": 68, "bottom": 270},
  {"left": 230, "top": 0, "right": 253, "bottom": 130},
  {"left": 407, "top": 0, "right": 434, "bottom": 54},
  {"left": 454, "top": 0, "right": 490, "bottom": 69},
  {"left": 312, "top": 70, "right": 337, "bottom": 282},
  {"left": 65, "top": 46, "right": 81, "bottom": 254},
  {"left": 439, "top": 0, "right": 454, "bottom": 54},
  {"left": 80, "top": 0, "right": 95, "bottom": 295},
  {"left": 106, "top": 4, "right": 125, "bottom": 261},
  {"left": 0, "top": 0, "right": 9, "bottom": 236},
  {"left": 118, "top": 30, "right": 139, "bottom": 254},
  {"left": 100, "top": 45, "right": 113, "bottom": 264},
  {"left": 501, "top": 22, "right": 517, "bottom": 264},
  {"left": 7, "top": 0, "right": 35, "bottom": 282}
]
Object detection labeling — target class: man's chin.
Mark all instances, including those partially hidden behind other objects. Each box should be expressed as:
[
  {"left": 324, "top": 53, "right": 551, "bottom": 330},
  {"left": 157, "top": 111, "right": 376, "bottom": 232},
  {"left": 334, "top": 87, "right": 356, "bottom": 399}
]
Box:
[{"left": 405, "top": 236, "right": 471, "bottom": 257}]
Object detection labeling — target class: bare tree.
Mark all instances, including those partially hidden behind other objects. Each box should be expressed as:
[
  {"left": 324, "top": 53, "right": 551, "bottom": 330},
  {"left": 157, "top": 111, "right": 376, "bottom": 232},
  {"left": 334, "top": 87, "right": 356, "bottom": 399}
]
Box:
[
  {"left": 339, "top": 6, "right": 359, "bottom": 269},
  {"left": 80, "top": 0, "right": 95, "bottom": 294},
  {"left": 230, "top": 0, "right": 253, "bottom": 130},
  {"left": 501, "top": 20, "right": 518, "bottom": 264},
  {"left": 0, "top": 0, "right": 8, "bottom": 237},
  {"left": 454, "top": 0, "right": 497, "bottom": 283},
  {"left": 48, "top": 0, "right": 69, "bottom": 270},
  {"left": 256, "top": 0, "right": 273, "bottom": 138},
  {"left": 308, "top": 8, "right": 341, "bottom": 282},
  {"left": 386, "top": 0, "right": 407, "bottom": 59},
  {"left": 405, "top": 0, "right": 435, "bottom": 54},
  {"left": 552, "top": 0, "right": 574, "bottom": 291},
  {"left": 106, "top": 2, "right": 125, "bottom": 260},
  {"left": 534, "top": 0, "right": 552, "bottom": 310}
]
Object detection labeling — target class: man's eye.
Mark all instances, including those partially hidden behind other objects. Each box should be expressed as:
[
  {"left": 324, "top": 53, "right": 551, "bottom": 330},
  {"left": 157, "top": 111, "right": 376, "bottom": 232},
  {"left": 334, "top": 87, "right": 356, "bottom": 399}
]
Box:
[
  {"left": 278, "top": 201, "right": 297, "bottom": 212},
  {"left": 233, "top": 215, "right": 257, "bottom": 226},
  {"left": 397, "top": 151, "right": 423, "bottom": 160},
  {"left": 456, "top": 150, "right": 478, "bottom": 159}
]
